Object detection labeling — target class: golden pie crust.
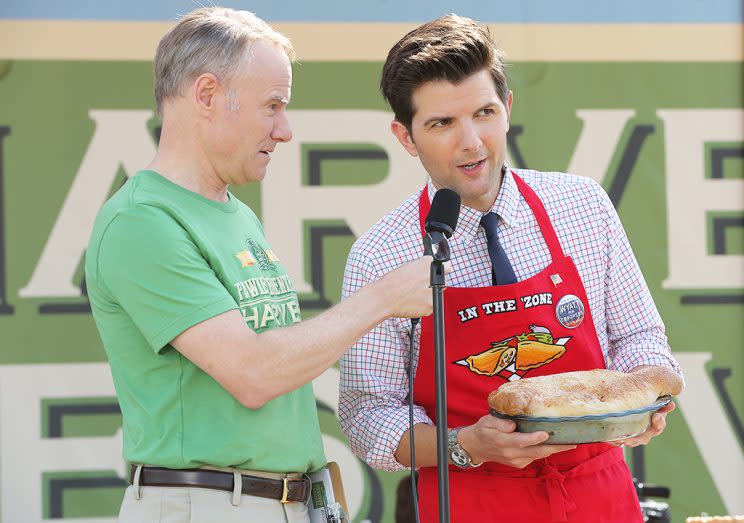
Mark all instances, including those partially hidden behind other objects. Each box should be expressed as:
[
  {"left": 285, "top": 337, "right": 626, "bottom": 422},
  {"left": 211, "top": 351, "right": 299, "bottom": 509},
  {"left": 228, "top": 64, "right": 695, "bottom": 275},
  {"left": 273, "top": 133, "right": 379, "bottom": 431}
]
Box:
[{"left": 488, "top": 367, "right": 684, "bottom": 417}]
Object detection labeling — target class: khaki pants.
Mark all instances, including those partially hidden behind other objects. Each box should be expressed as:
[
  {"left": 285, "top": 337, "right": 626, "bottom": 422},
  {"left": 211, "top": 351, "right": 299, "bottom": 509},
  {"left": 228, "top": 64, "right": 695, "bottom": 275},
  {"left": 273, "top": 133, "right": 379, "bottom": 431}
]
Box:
[{"left": 118, "top": 485, "right": 311, "bottom": 523}]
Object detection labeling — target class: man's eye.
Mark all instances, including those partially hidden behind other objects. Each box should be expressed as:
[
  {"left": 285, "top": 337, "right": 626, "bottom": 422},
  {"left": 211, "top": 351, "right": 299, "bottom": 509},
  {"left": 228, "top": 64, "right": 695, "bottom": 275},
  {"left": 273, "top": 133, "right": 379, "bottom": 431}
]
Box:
[{"left": 478, "top": 108, "right": 495, "bottom": 116}]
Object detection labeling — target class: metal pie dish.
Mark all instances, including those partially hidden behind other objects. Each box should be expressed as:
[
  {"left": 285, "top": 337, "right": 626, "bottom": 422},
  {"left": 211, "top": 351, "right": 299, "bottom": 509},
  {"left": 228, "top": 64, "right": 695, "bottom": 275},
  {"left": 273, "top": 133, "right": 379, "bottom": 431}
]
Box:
[{"left": 490, "top": 395, "right": 672, "bottom": 444}]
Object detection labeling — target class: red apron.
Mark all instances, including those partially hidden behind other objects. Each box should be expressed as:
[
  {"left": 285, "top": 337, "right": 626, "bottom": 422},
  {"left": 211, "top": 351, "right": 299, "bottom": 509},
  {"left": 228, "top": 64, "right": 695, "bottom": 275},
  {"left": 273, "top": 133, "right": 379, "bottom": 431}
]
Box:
[{"left": 414, "top": 173, "right": 642, "bottom": 523}]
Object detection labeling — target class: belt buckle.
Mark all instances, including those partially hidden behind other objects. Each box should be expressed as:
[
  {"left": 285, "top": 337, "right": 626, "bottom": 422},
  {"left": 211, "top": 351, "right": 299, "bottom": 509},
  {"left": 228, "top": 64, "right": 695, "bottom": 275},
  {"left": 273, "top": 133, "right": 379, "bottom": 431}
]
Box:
[{"left": 280, "top": 477, "right": 290, "bottom": 504}]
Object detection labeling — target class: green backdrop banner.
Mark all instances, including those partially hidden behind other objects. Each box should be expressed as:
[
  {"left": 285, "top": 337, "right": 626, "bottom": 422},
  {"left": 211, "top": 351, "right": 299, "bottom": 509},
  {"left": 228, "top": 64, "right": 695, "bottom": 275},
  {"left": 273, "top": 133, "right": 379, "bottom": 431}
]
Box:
[{"left": 0, "top": 40, "right": 741, "bottom": 523}]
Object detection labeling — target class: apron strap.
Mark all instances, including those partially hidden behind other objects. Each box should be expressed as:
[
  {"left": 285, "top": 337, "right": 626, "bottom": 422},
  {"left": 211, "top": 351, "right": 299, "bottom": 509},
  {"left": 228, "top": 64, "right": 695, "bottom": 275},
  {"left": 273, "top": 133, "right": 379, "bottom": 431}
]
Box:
[
  {"left": 418, "top": 187, "right": 430, "bottom": 240},
  {"left": 540, "top": 462, "right": 577, "bottom": 522},
  {"left": 510, "top": 171, "right": 566, "bottom": 261},
  {"left": 417, "top": 172, "right": 567, "bottom": 263},
  {"left": 537, "top": 447, "right": 625, "bottom": 522}
]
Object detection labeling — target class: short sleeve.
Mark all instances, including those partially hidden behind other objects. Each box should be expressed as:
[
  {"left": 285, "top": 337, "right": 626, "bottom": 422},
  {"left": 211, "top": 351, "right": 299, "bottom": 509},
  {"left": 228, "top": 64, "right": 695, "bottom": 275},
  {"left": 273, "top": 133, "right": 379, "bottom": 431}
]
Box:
[{"left": 93, "top": 205, "right": 238, "bottom": 352}]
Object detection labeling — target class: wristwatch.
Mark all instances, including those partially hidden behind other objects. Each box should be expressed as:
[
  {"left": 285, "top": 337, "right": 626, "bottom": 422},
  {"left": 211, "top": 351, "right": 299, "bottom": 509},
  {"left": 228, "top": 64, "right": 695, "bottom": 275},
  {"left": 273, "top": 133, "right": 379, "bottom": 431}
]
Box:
[{"left": 448, "top": 427, "right": 481, "bottom": 468}]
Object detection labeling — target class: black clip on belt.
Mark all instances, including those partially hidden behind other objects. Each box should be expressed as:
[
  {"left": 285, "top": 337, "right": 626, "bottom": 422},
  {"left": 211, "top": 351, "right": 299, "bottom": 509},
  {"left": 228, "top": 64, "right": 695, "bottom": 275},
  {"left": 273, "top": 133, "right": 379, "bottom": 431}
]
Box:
[{"left": 130, "top": 465, "right": 311, "bottom": 503}]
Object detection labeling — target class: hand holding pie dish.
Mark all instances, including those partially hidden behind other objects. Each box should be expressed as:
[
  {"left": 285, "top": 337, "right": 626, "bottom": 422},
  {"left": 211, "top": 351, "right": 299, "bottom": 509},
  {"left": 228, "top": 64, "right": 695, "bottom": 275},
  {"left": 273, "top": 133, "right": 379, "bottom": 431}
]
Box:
[{"left": 488, "top": 367, "right": 684, "bottom": 444}]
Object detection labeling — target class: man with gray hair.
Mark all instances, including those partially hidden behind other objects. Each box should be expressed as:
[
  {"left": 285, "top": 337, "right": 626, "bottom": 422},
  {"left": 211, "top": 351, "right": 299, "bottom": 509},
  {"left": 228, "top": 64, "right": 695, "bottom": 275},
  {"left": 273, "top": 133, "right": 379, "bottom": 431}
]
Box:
[{"left": 86, "top": 7, "right": 434, "bottom": 522}]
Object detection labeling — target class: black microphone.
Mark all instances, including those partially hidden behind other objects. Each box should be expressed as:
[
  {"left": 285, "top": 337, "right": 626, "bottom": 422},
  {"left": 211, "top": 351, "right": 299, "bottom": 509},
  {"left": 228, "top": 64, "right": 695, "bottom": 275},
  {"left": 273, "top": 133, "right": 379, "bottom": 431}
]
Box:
[
  {"left": 411, "top": 188, "right": 461, "bottom": 329},
  {"left": 418, "top": 188, "right": 461, "bottom": 522},
  {"left": 424, "top": 188, "right": 460, "bottom": 262},
  {"left": 408, "top": 189, "right": 461, "bottom": 505}
]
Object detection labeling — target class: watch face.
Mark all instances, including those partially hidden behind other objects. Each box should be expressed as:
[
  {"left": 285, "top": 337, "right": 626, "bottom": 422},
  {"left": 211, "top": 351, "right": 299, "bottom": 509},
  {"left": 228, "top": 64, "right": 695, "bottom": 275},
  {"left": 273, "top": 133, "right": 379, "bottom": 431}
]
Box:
[{"left": 451, "top": 450, "right": 469, "bottom": 467}]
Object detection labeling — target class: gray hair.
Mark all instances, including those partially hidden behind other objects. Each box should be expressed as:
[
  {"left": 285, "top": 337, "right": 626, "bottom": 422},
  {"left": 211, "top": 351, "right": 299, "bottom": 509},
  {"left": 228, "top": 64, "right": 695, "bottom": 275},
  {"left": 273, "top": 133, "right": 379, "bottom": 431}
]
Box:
[{"left": 154, "top": 7, "right": 295, "bottom": 115}]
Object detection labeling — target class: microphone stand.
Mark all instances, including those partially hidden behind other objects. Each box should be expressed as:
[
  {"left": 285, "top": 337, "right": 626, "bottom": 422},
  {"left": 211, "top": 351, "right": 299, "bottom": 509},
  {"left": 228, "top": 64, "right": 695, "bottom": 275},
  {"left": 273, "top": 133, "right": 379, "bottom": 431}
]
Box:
[{"left": 424, "top": 232, "right": 451, "bottom": 523}]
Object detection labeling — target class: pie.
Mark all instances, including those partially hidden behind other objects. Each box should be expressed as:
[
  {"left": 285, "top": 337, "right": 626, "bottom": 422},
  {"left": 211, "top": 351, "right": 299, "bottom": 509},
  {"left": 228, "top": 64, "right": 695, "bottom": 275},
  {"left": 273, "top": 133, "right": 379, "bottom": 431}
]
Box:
[{"left": 488, "top": 367, "right": 684, "bottom": 417}]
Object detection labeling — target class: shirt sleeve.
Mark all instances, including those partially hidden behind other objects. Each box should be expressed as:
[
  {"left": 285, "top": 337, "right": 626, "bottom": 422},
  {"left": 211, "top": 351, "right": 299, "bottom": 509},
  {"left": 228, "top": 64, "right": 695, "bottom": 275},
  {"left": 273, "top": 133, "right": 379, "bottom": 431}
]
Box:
[
  {"left": 597, "top": 183, "right": 682, "bottom": 376},
  {"left": 338, "top": 245, "right": 433, "bottom": 472},
  {"left": 93, "top": 204, "right": 238, "bottom": 353}
]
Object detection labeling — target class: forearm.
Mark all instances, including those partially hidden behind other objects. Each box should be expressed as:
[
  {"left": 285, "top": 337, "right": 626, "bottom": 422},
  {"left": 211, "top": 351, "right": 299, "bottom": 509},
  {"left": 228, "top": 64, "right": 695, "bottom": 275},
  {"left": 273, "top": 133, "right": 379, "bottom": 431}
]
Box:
[
  {"left": 395, "top": 423, "right": 440, "bottom": 468},
  {"left": 251, "top": 280, "right": 393, "bottom": 402},
  {"left": 173, "top": 274, "right": 403, "bottom": 409},
  {"left": 394, "top": 416, "right": 576, "bottom": 470},
  {"left": 338, "top": 313, "right": 434, "bottom": 472},
  {"left": 394, "top": 423, "right": 539, "bottom": 469},
  {"left": 172, "top": 255, "right": 434, "bottom": 408}
]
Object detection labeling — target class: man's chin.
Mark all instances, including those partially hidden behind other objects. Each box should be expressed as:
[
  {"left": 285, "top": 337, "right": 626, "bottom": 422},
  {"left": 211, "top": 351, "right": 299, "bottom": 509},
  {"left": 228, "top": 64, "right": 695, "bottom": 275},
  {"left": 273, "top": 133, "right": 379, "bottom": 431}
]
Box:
[{"left": 239, "top": 169, "right": 267, "bottom": 185}]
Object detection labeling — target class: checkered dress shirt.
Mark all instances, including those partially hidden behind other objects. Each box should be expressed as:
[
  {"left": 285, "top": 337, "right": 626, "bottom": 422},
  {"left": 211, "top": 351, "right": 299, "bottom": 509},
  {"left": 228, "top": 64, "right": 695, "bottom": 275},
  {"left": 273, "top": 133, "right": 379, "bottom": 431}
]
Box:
[{"left": 339, "top": 168, "right": 681, "bottom": 472}]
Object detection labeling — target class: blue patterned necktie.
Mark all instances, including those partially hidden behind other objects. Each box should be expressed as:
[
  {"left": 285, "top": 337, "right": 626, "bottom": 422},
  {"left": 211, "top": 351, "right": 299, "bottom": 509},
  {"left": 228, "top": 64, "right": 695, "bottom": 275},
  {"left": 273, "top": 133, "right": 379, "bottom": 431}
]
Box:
[{"left": 480, "top": 212, "right": 517, "bottom": 285}]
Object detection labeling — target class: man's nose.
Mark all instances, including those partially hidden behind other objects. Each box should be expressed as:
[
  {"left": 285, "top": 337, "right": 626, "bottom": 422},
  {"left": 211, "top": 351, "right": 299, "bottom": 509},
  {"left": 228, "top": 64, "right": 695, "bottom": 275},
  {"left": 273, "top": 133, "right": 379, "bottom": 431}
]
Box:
[
  {"left": 272, "top": 110, "right": 292, "bottom": 143},
  {"left": 460, "top": 122, "right": 482, "bottom": 152}
]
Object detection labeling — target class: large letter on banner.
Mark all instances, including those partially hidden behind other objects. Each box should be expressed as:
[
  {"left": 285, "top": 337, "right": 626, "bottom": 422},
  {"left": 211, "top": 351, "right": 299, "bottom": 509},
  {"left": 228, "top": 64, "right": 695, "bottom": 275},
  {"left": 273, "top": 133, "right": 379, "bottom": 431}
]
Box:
[
  {"left": 20, "top": 111, "right": 155, "bottom": 298},
  {"left": 262, "top": 110, "right": 427, "bottom": 294},
  {"left": 0, "top": 363, "right": 123, "bottom": 522},
  {"left": 659, "top": 109, "right": 744, "bottom": 289}
]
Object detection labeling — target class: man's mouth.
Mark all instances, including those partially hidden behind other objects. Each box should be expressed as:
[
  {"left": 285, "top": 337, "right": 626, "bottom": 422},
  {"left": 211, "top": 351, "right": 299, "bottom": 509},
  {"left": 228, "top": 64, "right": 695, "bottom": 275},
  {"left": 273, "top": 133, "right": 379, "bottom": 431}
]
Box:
[{"left": 459, "top": 159, "right": 485, "bottom": 171}]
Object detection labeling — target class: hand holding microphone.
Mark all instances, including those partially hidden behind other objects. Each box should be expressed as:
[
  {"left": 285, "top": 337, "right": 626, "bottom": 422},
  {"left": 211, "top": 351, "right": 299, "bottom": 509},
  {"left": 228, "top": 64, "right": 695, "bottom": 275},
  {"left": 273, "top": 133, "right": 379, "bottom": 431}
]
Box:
[
  {"left": 378, "top": 256, "right": 439, "bottom": 318},
  {"left": 374, "top": 189, "right": 460, "bottom": 319}
]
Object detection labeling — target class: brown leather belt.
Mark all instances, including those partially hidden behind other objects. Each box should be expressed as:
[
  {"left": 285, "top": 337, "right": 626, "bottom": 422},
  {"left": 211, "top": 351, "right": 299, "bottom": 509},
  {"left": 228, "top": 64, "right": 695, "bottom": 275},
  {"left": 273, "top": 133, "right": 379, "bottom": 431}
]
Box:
[{"left": 130, "top": 465, "right": 311, "bottom": 503}]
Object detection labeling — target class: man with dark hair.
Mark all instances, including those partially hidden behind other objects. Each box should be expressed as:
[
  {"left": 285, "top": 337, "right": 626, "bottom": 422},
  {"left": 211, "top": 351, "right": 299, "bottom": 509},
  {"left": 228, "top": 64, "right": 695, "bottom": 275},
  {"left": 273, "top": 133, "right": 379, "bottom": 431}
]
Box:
[
  {"left": 86, "top": 7, "right": 434, "bottom": 522},
  {"left": 339, "top": 14, "right": 682, "bottom": 522}
]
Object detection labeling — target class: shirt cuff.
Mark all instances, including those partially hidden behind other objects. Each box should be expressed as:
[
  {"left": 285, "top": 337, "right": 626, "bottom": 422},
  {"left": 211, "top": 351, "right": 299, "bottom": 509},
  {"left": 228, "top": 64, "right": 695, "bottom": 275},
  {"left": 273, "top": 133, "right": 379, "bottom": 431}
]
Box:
[
  {"left": 610, "top": 346, "right": 683, "bottom": 377},
  {"left": 365, "top": 405, "right": 433, "bottom": 472}
]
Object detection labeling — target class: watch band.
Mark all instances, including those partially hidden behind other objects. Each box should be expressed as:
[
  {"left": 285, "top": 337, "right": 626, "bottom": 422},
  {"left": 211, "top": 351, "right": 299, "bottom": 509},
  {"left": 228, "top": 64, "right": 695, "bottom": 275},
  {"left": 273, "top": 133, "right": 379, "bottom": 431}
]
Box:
[{"left": 448, "top": 427, "right": 482, "bottom": 468}]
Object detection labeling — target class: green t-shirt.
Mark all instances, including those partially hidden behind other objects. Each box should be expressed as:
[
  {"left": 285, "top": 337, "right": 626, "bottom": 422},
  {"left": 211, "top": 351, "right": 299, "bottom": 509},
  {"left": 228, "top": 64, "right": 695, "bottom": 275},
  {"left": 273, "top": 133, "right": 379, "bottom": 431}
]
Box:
[{"left": 85, "top": 170, "right": 326, "bottom": 473}]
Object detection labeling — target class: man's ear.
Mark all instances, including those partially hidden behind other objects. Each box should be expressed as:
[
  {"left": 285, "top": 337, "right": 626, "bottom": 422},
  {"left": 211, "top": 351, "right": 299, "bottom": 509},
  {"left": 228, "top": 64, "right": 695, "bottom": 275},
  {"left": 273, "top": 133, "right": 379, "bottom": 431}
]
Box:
[
  {"left": 390, "top": 120, "right": 419, "bottom": 157},
  {"left": 193, "top": 73, "right": 220, "bottom": 115}
]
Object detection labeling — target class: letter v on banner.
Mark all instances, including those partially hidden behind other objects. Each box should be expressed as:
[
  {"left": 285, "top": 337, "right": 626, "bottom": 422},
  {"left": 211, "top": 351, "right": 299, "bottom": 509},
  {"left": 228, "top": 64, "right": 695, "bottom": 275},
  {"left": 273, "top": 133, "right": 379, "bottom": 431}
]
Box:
[
  {"left": 675, "top": 352, "right": 744, "bottom": 515},
  {"left": 568, "top": 109, "right": 636, "bottom": 186},
  {"left": 19, "top": 110, "right": 156, "bottom": 300}
]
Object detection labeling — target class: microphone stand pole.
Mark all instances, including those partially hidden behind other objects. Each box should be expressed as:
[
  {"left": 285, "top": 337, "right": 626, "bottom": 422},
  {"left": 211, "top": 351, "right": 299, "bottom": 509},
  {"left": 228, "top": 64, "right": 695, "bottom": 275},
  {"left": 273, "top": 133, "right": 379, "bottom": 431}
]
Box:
[{"left": 425, "top": 235, "right": 451, "bottom": 523}]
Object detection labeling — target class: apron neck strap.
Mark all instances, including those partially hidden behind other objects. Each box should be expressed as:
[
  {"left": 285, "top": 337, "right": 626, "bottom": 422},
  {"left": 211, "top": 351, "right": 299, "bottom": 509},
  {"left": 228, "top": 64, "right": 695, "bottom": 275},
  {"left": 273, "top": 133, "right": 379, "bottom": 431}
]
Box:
[
  {"left": 510, "top": 172, "right": 566, "bottom": 260},
  {"left": 418, "top": 188, "right": 431, "bottom": 240},
  {"left": 417, "top": 172, "right": 566, "bottom": 261}
]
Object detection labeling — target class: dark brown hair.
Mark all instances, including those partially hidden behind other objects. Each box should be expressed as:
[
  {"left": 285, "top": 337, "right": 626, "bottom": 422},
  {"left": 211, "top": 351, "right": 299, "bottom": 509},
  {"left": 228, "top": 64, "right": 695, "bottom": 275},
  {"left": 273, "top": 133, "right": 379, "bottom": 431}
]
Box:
[{"left": 380, "top": 14, "right": 508, "bottom": 130}]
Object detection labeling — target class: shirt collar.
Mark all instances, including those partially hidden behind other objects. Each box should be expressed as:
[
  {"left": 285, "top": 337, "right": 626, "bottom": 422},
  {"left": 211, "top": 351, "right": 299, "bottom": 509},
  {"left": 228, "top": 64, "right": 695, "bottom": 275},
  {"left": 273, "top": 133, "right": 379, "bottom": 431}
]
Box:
[
  {"left": 425, "top": 166, "right": 526, "bottom": 243},
  {"left": 491, "top": 168, "right": 526, "bottom": 229}
]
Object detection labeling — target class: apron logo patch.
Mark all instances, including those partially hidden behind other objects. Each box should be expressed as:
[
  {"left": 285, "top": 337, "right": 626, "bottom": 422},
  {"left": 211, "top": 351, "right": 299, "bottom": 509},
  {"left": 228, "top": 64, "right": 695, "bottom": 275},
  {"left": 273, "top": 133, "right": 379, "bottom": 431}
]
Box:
[
  {"left": 555, "top": 294, "right": 585, "bottom": 329},
  {"left": 454, "top": 325, "right": 571, "bottom": 381},
  {"left": 550, "top": 273, "right": 563, "bottom": 286}
]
